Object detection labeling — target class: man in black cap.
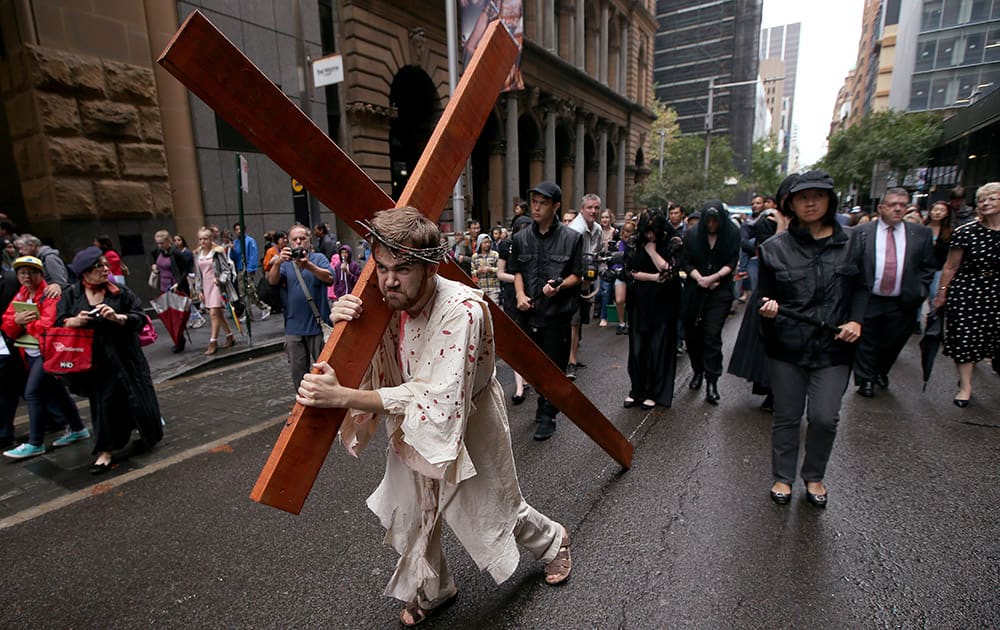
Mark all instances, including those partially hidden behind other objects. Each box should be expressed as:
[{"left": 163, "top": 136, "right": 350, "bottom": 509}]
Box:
[
  {"left": 508, "top": 181, "right": 583, "bottom": 440},
  {"left": 681, "top": 199, "right": 741, "bottom": 404}
]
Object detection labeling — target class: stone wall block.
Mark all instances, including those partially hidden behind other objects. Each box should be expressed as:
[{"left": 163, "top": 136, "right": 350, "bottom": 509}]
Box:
[
  {"left": 36, "top": 92, "right": 81, "bottom": 135},
  {"left": 12, "top": 135, "right": 49, "bottom": 180},
  {"left": 54, "top": 179, "right": 98, "bottom": 218},
  {"left": 119, "top": 143, "right": 168, "bottom": 178},
  {"left": 137, "top": 106, "right": 164, "bottom": 143},
  {"left": 149, "top": 181, "right": 174, "bottom": 216},
  {"left": 20, "top": 177, "right": 59, "bottom": 221},
  {"left": 5, "top": 91, "right": 38, "bottom": 138},
  {"left": 80, "top": 101, "right": 140, "bottom": 139},
  {"left": 26, "top": 45, "right": 104, "bottom": 97},
  {"left": 47, "top": 137, "right": 118, "bottom": 177},
  {"left": 95, "top": 180, "right": 154, "bottom": 217},
  {"left": 103, "top": 61, "right": 157, "bottom": 104}
]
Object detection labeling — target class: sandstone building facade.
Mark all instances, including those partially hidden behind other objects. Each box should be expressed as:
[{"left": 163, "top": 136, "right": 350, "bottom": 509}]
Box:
[{"left": 1, "top": 1, "right": 655, "bottom": 299}]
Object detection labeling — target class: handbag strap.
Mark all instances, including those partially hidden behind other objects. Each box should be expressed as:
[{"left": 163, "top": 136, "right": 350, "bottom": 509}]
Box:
[{"left": 292, "top": 262, "right": 325, "bottom": 329}]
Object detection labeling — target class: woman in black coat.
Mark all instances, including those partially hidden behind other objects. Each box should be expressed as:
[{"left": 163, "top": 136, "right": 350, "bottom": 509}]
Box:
[
  {"left": 623, "top": 211, "right": 683, "bottom": 409},
  {"left": 757, "top": 171, "right": 867, "bottom": 509},
  {"left": 57, "top": 247, "right": 162, "bottom": 473}
]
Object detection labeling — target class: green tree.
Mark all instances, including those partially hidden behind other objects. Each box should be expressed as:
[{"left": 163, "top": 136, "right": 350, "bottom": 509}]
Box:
[
  {"left": 644, "top": 94, "right": 681, "bottom": 169},
  {"left": 818, "top": 110, "right": 943, "bottom": 195},
  {"left": 633, "top": 134, "right": 741, "bottom": 212},
  {"left": 748, "top": 137, "right": 786, "bottom": 197}
]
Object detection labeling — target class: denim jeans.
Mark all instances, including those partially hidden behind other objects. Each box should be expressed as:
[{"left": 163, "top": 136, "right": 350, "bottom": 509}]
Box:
[{"left": 24, "top": 354, "right": 84, "bottom": 446}]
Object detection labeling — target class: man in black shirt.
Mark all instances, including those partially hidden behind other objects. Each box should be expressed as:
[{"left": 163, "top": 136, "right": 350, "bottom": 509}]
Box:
[{"left": 509, "top": 181, "right": 583, "bottom": 441}]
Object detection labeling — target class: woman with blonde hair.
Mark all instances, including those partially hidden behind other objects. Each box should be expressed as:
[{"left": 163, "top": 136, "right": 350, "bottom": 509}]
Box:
[
  {"left": 192, "top": 227, "right": 237, "bottom": 355},
  {"left": 933, "top": 182, "right": 1000, "bottom": 406}
]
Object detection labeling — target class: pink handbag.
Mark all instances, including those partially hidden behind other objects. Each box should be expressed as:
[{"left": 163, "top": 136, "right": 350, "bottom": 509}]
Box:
[{"left": 139, "top": 315, "right": 158, "bottom": 347}]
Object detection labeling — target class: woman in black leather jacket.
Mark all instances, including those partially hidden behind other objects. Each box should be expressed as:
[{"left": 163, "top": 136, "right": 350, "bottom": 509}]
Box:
[{"left": 757, "top": 170, "right": 868, "bottom": 509}]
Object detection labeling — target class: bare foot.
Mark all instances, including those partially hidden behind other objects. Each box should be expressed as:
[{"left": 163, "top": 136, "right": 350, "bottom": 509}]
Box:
[{"left": 805, "top": 481, "right": 826, "bottom": 496}]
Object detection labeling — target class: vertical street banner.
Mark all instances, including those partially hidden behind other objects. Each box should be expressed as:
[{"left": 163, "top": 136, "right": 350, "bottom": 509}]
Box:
[{"left": 461, "top": 0, "right": 524, "bottom": 91}]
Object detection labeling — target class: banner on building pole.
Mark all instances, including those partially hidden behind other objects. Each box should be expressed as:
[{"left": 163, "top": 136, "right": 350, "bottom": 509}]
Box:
[{"left": 460, "top": 0, "right": 524, "bottom": 91}]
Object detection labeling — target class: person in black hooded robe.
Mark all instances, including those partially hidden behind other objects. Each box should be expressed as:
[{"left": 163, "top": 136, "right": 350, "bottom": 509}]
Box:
[
  {"left": 56, "top": 246, "right": 162, "bottom": 473},
  {"left": 680, "top": 199, "right": 741, "bottom": 405},
  {"left": 623, "top": 210, "right": 683, "bottom": 409},
  {"left": 727, "top": 174, "right": 799, "bottom": 411}
]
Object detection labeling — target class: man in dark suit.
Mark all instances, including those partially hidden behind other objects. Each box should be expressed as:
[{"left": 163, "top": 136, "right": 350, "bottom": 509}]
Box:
[{"left": 854, "top": 187, "right": 936, "bottom": 397}]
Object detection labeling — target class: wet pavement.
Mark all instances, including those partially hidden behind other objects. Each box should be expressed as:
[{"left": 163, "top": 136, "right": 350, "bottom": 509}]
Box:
[{"left": 0, "top": 302, "right": 997, "bottom": 628}]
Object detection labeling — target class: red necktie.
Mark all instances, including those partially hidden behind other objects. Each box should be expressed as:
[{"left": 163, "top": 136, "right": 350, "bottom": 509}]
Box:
[{"left": 880, "top": 224, "right": 897, "bottom": 294}]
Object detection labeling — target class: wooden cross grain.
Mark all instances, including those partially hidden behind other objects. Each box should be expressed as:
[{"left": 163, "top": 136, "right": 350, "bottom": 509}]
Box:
[{"left": 159, "top": 11, "right": 633, "bottom": 515}]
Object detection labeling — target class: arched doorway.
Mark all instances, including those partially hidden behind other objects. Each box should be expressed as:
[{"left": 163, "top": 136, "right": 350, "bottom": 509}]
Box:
[
  {"left": 470, "top": 111, "right": 500, "bottom": 227},
  {"left": 389, "top": 66, "right": 438, "bottom": 200},
  {"left": 517, "top": 113, "right": 541, "bottom": 199},
  {"left": 555, "top": 123, "right": 574, "bottom": 205}
]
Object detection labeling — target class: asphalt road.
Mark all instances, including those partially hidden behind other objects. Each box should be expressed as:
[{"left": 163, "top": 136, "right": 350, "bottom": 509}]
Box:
[{"left": 2, "top": 305, "right": 998, "bottom": 629}]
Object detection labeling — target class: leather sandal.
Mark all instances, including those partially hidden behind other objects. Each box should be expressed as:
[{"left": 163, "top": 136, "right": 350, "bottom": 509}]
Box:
[
  {"left": 544, "top": 527, "right": 572, "bottom": 585},
  {"left": 399, "top": 592, "right": 457, "bottom": 627}
]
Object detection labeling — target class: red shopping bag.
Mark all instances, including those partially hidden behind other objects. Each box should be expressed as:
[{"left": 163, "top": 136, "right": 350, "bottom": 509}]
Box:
[{"left": 42, "top": 327, "right": 95, "bottom": 374}]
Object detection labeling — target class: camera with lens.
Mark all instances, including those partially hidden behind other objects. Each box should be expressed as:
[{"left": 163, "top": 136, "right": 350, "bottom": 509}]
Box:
[{"left": 290, "top": 247, "right": 308, "bottom": 260}]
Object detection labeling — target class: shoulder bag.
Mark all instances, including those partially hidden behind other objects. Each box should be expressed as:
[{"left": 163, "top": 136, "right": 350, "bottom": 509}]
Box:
[
  {"left": 292, "top": 263, "right": 333, "bottom": 342},
  {"left": 43, "top": 327, "right": 95, "bottom": 374}
]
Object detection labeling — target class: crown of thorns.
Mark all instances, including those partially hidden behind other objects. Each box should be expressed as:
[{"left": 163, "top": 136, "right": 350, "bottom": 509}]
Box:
[{"left": 356, "top": 219, "right": 449, "bottom": 264}]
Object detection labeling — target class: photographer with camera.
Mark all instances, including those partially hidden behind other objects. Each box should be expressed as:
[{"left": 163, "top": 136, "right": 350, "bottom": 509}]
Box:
[
  {"left": 565, "top": 193, "right": 603, "bottom": 381},
  {"left": 267, "top": 223, "right": 334, "bottom": 391}
]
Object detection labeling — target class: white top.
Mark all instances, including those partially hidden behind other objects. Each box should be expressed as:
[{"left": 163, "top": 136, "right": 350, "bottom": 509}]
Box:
[{"left": 873, "top": 220, "right": 906, "bottom": 297}]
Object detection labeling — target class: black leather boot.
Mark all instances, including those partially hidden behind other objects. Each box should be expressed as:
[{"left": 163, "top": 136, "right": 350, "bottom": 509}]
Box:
[
  {"left": 705, "top": 380, "right": 720, "bottom": 405},
  {"left": 689, "top": 371, "right": 703, "bottom": 390}
]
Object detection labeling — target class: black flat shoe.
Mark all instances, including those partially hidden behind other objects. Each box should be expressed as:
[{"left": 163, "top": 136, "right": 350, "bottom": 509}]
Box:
[
  {"left": 953, "top": 397, "right": 970, "bottom": 408},
  {"left": 770, "top": 489, "right": 791, "bottom": 505},
  {"left": 858, "top": 381, "right": 875, "bottom": 398},
  {"left": 805, "top": 490, "right": 828, "bottom": 509},
  {"left": 640, "top": 399, "right": 656, "bottom": 410},
  {"left": 705, "top": 382, "right": 720, "bottom": 405},
  {"left": 689, "top": 372, "right": 703, "bottom": 390},
  {"left": 623, "top": 397, "right": 636, "bottom": 408},
  {"left": 511, "top": 393, "right": 525, "bottom": 405},
  {"left": 89, "top": 461, "right": 113, "bottom": 474},
  {"left": 874, "top": 374, "right": 889, "bottom": 389},
  {"left": 760, "top": 393, "right": 774, "bottom": 412}
]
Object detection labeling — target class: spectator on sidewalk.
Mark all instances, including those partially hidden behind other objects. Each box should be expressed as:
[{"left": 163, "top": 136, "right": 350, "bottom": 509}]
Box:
[
  {"left": 267, "top": 223, "right": 333, "bottom": 390},
  {"left": 95, "top": 234, "right": 129, "bottom": 285},
  {"left": 151, "top": 230, "right": 195, "bottom": 351},
  {"left": 14, "top": 234, "right": 67, "bottom": 300},
  {"left": 172, "top": 234, "right": 206, "bottom": 330},
  {"left": 231, "top": 223, "right": 270, "bottom": 321},
  {"left": 566, "top": 193, "right": 603, "bottom": 380},
  {"left": 57, "top": 247, "right": 162, "bottom": 473},
  {"left": 193, "top": 227, "right": 238, "bottom": 356},
  {"left": 470, "top": 234, "right": 500, "bottom": 303},
  {"left": 2, "top": 238, "right": 16, "bottom": 272},
  {"left": 314, "top": 223, "right": 338, "bottom": 260},
  {"left": 328, "top": 243, "right": 361, "bottom": 309},
  {"left": 2, "top": 256, "right": 88, "bottom": 461},
  {"left": 0, "top": 263, "right": 23, "bottom": 448}
]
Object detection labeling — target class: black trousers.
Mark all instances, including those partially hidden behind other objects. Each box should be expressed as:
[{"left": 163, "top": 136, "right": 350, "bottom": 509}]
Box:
[
  {"left": 0, "top": 355, "right": 25, "bottom": 443},
  {"left": 683, "top": 286, "right": 732, "bottom": 381},
  {"left": 524, "top": 321, "right": 571, "bottom": 422},
  {"left": 853, "top": 295, "right": 918, "bottom": 385}
]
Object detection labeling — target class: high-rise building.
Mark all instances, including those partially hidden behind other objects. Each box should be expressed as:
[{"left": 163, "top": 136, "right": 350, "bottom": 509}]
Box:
[
  {"left": 758, "top": 22, "right": 800, "bottom": 170},
  {"left": 653, "top": 0, "right": 764, "bottom": 176}
]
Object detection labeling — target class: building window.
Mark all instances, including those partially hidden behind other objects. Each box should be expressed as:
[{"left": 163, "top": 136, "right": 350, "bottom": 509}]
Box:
[
  {"left": 917, "top": 39, "right": 937, "bottom": 71},
  {"left": 936, "top": 35, "right": 958, "bottom": 68},
  {"left": 986, "top": 27, "right": 1000, "bottom": 62},
  {"left": 910, "top": 77, "right": 931, "bottom": 109},
  {"left": 922, "top": 0, "right": 943, "bottom": 32},
  {"left": 963, "top": 30, "right": 985, "bottom": 64},
  {"left": 941, "top": 0, "right": 962, "bottom": 27},
  {"left": 970, "top": 0, "right": 991, "bottom": 22},
  {"left": 929, "top": 74, "right": 953, "bottom": 108},
  {"left": 957, "top": 68, "right": 979, "bottom": 100}
]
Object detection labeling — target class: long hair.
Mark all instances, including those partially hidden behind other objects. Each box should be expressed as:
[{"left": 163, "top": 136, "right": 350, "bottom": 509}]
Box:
[{"left": 924, "top": 200, "right": 953, "bottom": 241}]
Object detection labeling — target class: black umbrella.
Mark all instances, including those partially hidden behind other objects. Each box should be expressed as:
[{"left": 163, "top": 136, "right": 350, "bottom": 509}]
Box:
[
  {"left": 920, "top": 309, "right": 945, "bottom": 392},
  {"left": 766, "top": 301, "right": 843, "bottom": 336}
]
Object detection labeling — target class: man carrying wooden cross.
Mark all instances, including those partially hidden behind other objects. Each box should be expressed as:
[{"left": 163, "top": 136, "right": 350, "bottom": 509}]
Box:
[{"left": 296, "top": 207, "right": 573, "bottom": 626}]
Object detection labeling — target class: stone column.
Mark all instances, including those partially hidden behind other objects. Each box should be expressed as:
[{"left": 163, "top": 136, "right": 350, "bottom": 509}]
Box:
[
  {"left": 545, "top": 0, "right": 556, "bottom": 52},
  {"left": 617, "top": 130, "right": 626, "bottom": 214},
  {"left": 620, "top": 21, "right": 629, "bottom": 94},
  {"left": 575, "top": 0, "right": 585, "bottom": 70},
  {"left": 505, "top": 95, "right": 519, "bottom": 219},
  {"left": 529, "top": 149, "right": 545, "bottom": 190},
  {"left": 574, "top": 114, "right": 585, "bottom": 199},
  {"left": 561, "top": 158, "right": 575, "bottom": 208},
  {"left": 535, "top": 0, "right": 544, "bottom": 42},
  {"left": 544, "top": 105, "right": 557, "bottom": 182},
  {"left": 489, "top": 141, "right": 505, "bottom": 227},
  {"left": 598, "top": 123, "right": 608, "bottom": 205},
  {"left": 599, "top": 3, "right": 609, "bottom": 84}
]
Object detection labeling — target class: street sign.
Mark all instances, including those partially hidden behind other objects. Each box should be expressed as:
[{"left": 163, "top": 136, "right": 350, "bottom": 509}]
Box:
[{"left": 312, "top": 53, "right": 344, "bottom": 87}]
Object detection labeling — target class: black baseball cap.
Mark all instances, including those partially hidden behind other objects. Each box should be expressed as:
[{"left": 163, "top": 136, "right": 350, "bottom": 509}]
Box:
[
  {"left": 788, "top": 170, "right": 834, "bottom": 194},
  {"left": 527, "top": 181, "right": 562, "bottom": 204}
]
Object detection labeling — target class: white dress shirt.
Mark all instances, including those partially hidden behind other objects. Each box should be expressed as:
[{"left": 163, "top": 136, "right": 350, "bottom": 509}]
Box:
[{"left": 873, "top": 219, "right": 906, "bottom": 297}]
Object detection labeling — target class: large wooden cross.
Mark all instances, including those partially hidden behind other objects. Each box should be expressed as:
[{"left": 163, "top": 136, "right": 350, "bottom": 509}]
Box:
[{"left": 159, "top": 11, "right": 633, "bottom": 515}]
